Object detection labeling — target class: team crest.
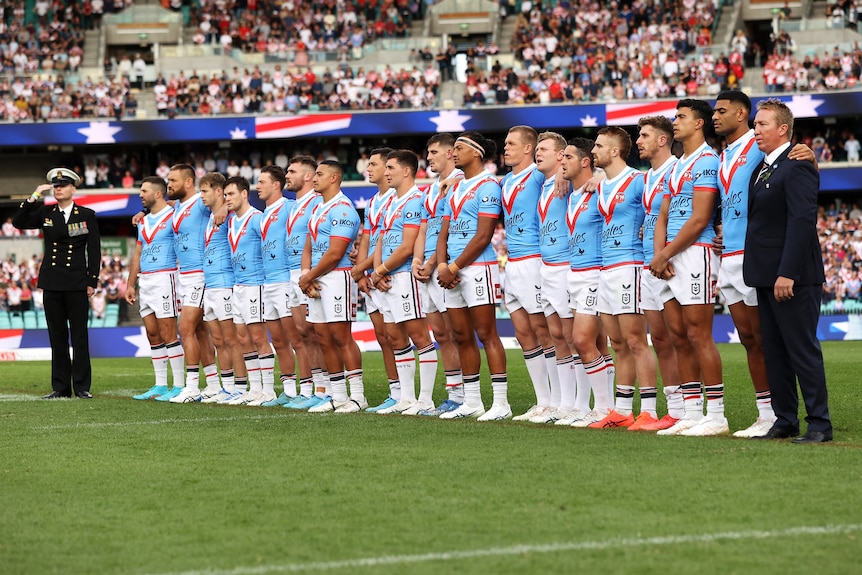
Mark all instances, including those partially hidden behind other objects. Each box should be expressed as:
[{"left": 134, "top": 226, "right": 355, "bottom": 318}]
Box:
[
  {"left": 335, "top": 302, "right": 343, "bottom": 313},
  {"left": 621, "top": 293, "right": 631, "bottom": 306},
  {"left": 691, "top": 283, "right": 701, "bottom": 296},
  {"left": 476, "top": 285, "right": 484, "bottom": 298},
  {"left": 250, "top": 304, "right": 258, "bottom": 315},
  {"left": 403, "top": 301, "right": 411, "bottom": 313}
]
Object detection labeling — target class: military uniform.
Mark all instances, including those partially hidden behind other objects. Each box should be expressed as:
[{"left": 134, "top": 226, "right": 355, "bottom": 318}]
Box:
[{"left": 13, "top": 168, "right": 101, "bottom": 398}]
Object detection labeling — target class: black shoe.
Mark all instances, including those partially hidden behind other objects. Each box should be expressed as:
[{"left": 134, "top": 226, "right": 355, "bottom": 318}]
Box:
[
  {"left": 752, "top": 424, "right": 799, "bottom": 440},
  {"left": 75, "top": 391, "right": 93, "bottom": 399},
  {"left": 42, "top": 391, "right": 71, "bottom": 399},
  {"left": 792, "top": 430, "right": 832, "bottom": 444}
]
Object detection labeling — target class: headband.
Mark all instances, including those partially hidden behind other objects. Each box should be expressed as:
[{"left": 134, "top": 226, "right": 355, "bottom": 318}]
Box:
[{"left": 456, "top": 136, "right": 485, "bottom": 156}]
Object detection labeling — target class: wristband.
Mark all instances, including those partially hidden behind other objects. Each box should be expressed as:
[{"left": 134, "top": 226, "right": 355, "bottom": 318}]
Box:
[
  {"left": 448, "top": 262, "right": 461, "bottom": 274},
  {"left": 31, "top": 190, "right": 43, "bottom": 201},
  {"left": 412, "top": 258, "right": 423, "bottom": 267},
  {"left": 375, "top": 265, "right": 387, "bottom": 276}
]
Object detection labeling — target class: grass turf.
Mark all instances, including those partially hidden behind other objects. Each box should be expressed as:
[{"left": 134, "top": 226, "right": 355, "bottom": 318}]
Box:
[{"left": 0, "top": 343, "right": 860, "bottom": 575}]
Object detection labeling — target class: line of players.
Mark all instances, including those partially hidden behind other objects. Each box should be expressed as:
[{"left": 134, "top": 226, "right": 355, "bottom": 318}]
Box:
[{"left": 126, "top": 91, "right": 810, "bottom": 436}]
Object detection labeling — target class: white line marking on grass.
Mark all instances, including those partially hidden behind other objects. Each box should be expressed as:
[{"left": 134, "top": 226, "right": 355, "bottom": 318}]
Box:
[
  {"left": 148, "top": 524, "right": 862, "bottom": 575},
  {"left": 0, "top": 393, "right": 43, "bottom": 402},
  {"left": 35, "top": 414, "right": 282, "bottom": 430}
]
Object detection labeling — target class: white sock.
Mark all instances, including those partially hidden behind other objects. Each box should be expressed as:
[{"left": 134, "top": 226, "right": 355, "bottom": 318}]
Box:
[
  {"left": 221, "top": 370, "right": 235, "bottom": 392},
  {"left": 524, "top": 346, "right": 550, "bottom": 407},
  {"left": 573, "top": 356, "right": 592, "bottom": 412},
  {"left": 445, "top": 370, "right": 464, "bottom": 403},
  {"left": 150, "top": 344, "right": 168, "bottom": 387},
  {"left": 417, "top": 344, "right": 438, "bottom": 404},
  {"left": 756, "top": 389, "right": 775, "bottom": 420},
  {"left": 490, "top": 373, "right": 508, "bottom": 406},
  {"left": 705, "top": 383, "right": 725, "bottom": 417},
  {"left": 244, "top": 352, "right": 262, "bottom": 393},
  {"left": 556, "top": 355, "right": 575, "bottom": 411},
  {"left": 614, "top": 384, "right": 635, "bottom": 415},
  {"left": 639, "top": 386, "right": 658, "bottom": 418},
  {"left": 259, "top": 353, "right": 275, "bottom": 396},
  {"left": 545, "top": 348, "right": 561, "bottom": 408},
  {"left": 185, "top": 367, "right": 200, "bottom": 391},
  {"left": 166, "top": 341, "right": 185, "bottom": 388},
  {"left": 346, "top": 369, "right": 364, "bottom": 402},
  {"left": 203, "top": 363, "right": 219, "bottom": 389},
  {"left": 394, "top": 345, "right": 417, "bottom": 402},
  {"left": 584, "top": 355, "right": 613, "bottom": 411},
  {"left": 281, "top": 374, "right": 297, "bottom": 396},
  {"left": 463, "top": 374, "right": 482, "bottom": 407},
  {"left": 330, "top": 372, "right": 348, "bottom": 402},
  {"left": 299, "top": 376, "right": 313, "bottom": 397},
  {"left": 664, "top": 385, "right": 685, "bottom": 419}
]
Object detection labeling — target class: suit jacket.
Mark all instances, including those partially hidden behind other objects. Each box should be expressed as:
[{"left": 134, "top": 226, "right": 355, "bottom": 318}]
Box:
[
  {"left": 743, "top": 146, "right": 825, "bottom": 288},
  {"left": 12, "top": 199, "right": 101, "bottom": 292}
]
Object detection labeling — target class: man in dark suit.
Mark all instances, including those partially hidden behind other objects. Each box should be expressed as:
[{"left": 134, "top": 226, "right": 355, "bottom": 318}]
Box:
[
  {"left": 743, "top": 99, "right": 832, "bottom": 443},
  {"left": 13, "top": 168, "right": 101, "bottom": 399}
]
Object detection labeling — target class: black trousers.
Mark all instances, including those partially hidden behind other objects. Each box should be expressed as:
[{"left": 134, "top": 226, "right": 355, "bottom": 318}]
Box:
[
  {"left": 42, "top": 290, "right": 92, "bottom": 395},
  {"left": 756, "top": 284, "right": 832, "bottom": 434}
]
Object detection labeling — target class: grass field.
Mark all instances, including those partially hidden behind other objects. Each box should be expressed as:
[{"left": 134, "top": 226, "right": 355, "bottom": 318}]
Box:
[{"left": 1, "top": 343, "right": 861, "bottom": 575}]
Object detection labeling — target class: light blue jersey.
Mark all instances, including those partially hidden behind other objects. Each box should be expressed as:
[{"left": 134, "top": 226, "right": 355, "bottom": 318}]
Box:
[
  {"left": 260, "top": 196, "right": 293, "bottom": 284},
  {"left": 228, "top": 208, "right": 265, "bottom": 285},
  {"left": 203, "top": 213, "right": 234, "bottom": 289},
  {"left": 642, "top": 156, "right": 676, "bottom": 263},
  {"left": 500, "top": 163, "right": 543, "bottom": 261},
  {"left": 538, "top": 175, "right": 570, "bottom": 265},
  {"left": 285, "top": 192, "right": 322, "bottom": 271},
  {"left": 381, "top": 186, "right": 423, "bottom": 274},
  {"left": 421, "top": 168, "right": 463, "bottom": 261},
  {"left": 362, "top": 188, "right": 395, "bottom": 265},
  {"left": 137, "top": 205, "right": 177, "bottom": 273},
  {"left": 717, "top": 130, "right": 761, "bottom": 257},
  {"left": 666, "top": 142, "right": 719, "bottom": 246},
  {"left": 441, "top": 170, "right": 501, "bottom": 265},
  {"left": 171, "top": 193, "right": 208, "bottom": 273},
  {"left": 597, "top": 166, "right": 646, "bottom": 268},
  {"left": 308, "top": 191, "right": 361, "bottom": 270},
  {"left": 567, "top": 186, "right": 603, "bottom": 271}
]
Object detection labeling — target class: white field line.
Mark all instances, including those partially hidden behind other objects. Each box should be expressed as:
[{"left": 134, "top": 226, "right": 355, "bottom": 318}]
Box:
[
  {"left": 149, "top": 524, "right": 862, "bottom": 575},
  {"left": 35, "top": 414, "right": 282, "bottom": 430},
  {"left": 0, "top": 393, "right": 43, "bottom": 402}
]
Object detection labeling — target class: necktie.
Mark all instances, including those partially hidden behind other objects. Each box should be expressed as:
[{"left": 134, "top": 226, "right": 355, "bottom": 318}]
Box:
[{"left": 756, "top": 161, "right": 770, "bottom": 184}]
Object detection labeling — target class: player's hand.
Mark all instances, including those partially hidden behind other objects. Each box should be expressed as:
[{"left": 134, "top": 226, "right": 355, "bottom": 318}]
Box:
[
  {"left": 131, "top": 211, "right": 145, "bottom": 226},
  {"left": 376, "top": 275, "right": 392, "bottom": 292},
  {"left": 437, "top": 264, "right": 459, "bottom": 289},
  {"left": 350, "top": 264, "right": 365, "bottom": 283},
  {"left": 124, "top": 287, "right": 136, "bottom": 305},
  {"left": 413, "top": 260, "right": 431, "bottom": 282},
  {"left": 788, "top": 143, "right": 816, "bottom": 164},
  {"left": 649, "top": 253, "right": 673, "bottom": 280},
  {"left": 712, "top": 231, "right": 724, "bottom": 257},
  {"left": 357, "top": 275, "right": 372, "bottom": 294},
  {"left": 214, "top": 204, "right": 229, "bottom": 226},
  {"left": 348, "top": 244, "right": 359, "bottom": 265}
]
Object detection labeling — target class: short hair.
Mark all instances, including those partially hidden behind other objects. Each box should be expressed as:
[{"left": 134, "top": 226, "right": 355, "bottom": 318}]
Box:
[
  {"left": 426, "top": 133, "right": 455, "bottom": 148},
  {"left": 224, "top": 176, "right": 250, "bottom": 193},
  {"left": 289, "top": 155, "right": 317, "bottom": 170},
  {"left": 369, "top": 147, "right": 394, "bottom": 160},
  {"left": 537, "top": 131, "right": 567, "bottom": 152},
  {"left": 142, "top": 176, "right": 167, "bottom": 196},
  {"left": 716, "top": 89, "right": 752, "bottom": 114},
  {"left": 457, "top": 131, "right": 497, "bottom": 161},
  {"left": 509, "top": 125, "right": 539, "bottom": 149},
  {"left": 638, "top": 115, "right": 674, "bottom": 141},
  {"left": 567, "top": 137, "right": 595, "bottom": 170},
  {"left": 199, "top": 172, "right": 225, "bottom": 190},
  {"left": 597, "top": 126, "right": 632, "bottom": 160},
  {"left": 386, "top": 149, "right": 419, "bottom": 175},
  {"left": 677, "top": 98, "right": 714, "bottom": 125},
  {"left": 319, "top": 159, "right": 344, "bottom": 178},
  {"left": 169, "top": 163, "right": 196, "bottom": 184},
  {"left": 757, "top": 98, "right": 794, "bottom": 136},
  {"left": 259, "top": 165, "right": 286, "bottom": 189}
]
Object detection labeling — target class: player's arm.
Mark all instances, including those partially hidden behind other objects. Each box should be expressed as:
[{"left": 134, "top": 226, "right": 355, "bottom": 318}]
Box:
[
  {"left": 124, "top": 241, "right": 143, "bottom": 304},
  {"left": 306, "top": 237, "right": 352, "bottom": 282},
  {"left": 413, "top": 221, "right": 434, "bottom": 282},
  {"left": 350, "top": 231, "right": 371, "bottom": 281},
  {"left": 657, "top": 189, "right": 716, "bottom": 263},
  {"left": 437, "top": 214, "right": 496, "bottom": 287},
  {"left": 788, "top": 143, "right": 818, "bottom": 169},
  {"left": 435, "top": 217, "right": 455, "bottom": 287},
  {"left": 649, "top": 195, "right": 671, "bottom": 277},
  {"left": 300, "top": 235, "right": 312, "bottom": 272}
]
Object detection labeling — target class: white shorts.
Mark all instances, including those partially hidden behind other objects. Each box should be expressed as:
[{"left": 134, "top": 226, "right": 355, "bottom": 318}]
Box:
[
  {"left": 598, "top": 265, "right": 642, "bottom": 315},
  {"left": 203, "top": 287, "right": 234, "bottom": 322},
  {"left": 139, "top": 271, "right": 179, "bottom": 319},
  {"left": 666, "top": 244, "right": 718, "bottom": 306},
  {"left": 418, "top": 268, "right": 447, "bottom": 314},
  {"left": 719, "top": 253, "right": 757, "bottom": 307},
  {"left": 364, "top": 283, "right": 388, "bottom": 316},
  {"left": 177, "top": 271, "right": 205, "bottom": 310},
  {"left": 381, "top": 271, "right": 426, "bottom": 323},
  {"left": 288, "top": 269, "right": 309, "bottom": 309},
  {"left": 263, "top": 282, "right": 292, "bottom": 320},
  {"left": 308, "top": 269, "right": 358, "bottom": 323},
  {"left": 504, "top": 257, "right": 543, "bottom": 314},
  {"left": 540, "top": 263, "right": 573, "bottom": 319},
  {"left": 568, "top": 268, "right": 600, "bottom": 316},
  {"left": 444, "top": 264, "right": 501, "bottom": 309},
  {"left": 640, "top": 267, "right": 673, "bottom": 312},
  {"left": 232, "top": 284, "right": 264, "bottom": 325}
]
